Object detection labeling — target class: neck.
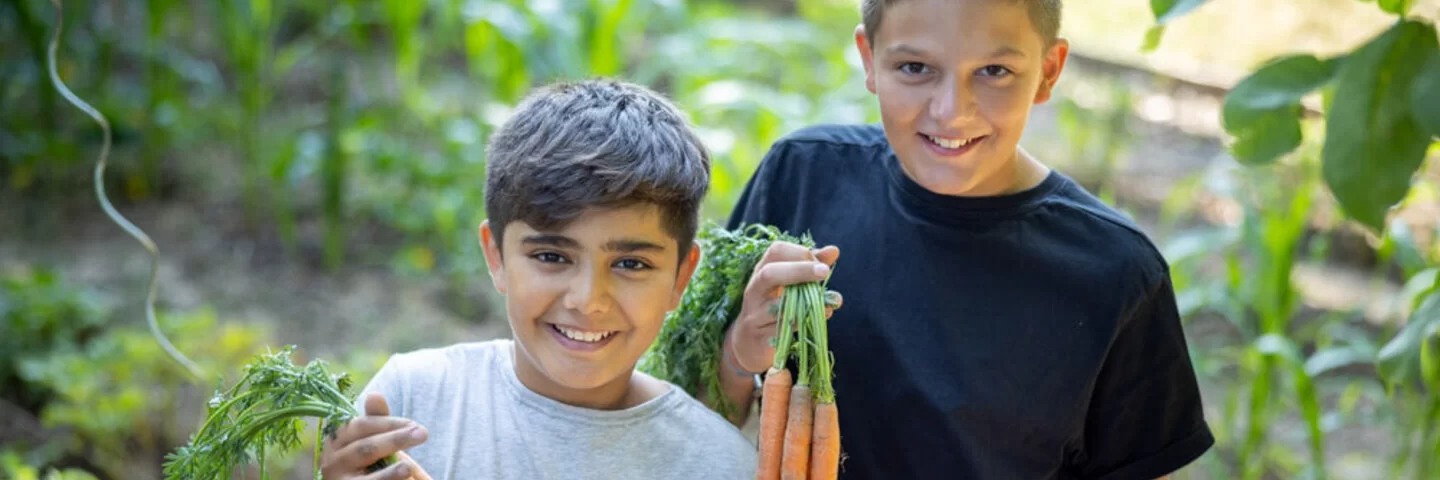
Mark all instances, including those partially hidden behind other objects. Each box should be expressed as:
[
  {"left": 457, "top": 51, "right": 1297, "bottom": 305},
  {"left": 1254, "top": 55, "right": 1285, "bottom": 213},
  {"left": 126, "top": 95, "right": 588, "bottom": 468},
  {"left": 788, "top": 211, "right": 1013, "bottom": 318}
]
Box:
[
  {"left": 509, "top": 343, "right": 651, "bottom": 410},
  {"left": 903, "top": 147, "right": 1051, "bottom": 197}
]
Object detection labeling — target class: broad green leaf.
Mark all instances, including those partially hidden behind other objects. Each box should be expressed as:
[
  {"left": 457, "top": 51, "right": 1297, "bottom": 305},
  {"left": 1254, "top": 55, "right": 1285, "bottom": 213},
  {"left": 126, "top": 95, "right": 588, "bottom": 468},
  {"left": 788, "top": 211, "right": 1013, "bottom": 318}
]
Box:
[
  {"left": 1322, "top": 19, "right": 1439, "bottom": 233},
  {"left": 1378, "top": 0, "right": 1413, "bottom": 15},
  {"left": 1401, "top": 268, "right": 1440, "bottom": 312},
  {"left": 1151, "top": 0, "right": 1210, "bottom": 24},
  {"left": 1229, "top": 107, "right": 1303, "bottom": 165},
  {"left": 1141, "top": 25, "right": 1165, "bottom": 53},
  {"left": 1304, "top": 345, "right": 1375, "bottom": 377},
  {"left": 1224, "top": 55, "right": 1338, "bottom": 119},
  {"left": 1377, "top": 290, "right": 1440, "bottom": 389},
  {"left": 1221, "top": 55, "right": 1337, "bottom": 165},
  {"left": 1413, "top": 53, "right": 1440, "bottom": 137}
]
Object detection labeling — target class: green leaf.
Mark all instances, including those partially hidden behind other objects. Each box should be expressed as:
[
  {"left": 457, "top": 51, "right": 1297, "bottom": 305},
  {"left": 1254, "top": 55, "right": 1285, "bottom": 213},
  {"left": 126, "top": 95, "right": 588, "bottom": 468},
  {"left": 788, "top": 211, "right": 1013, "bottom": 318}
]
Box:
[
  {"left": 1413, "top": 53, "right": 1440, "bottom": 137},
  {"left": 1378, "top": 0, "right": 1413, "bottom": 15},
  {"left": 1322, "top": 19, "right": 1439, "bottom": 233},
  {"left": 1229, "top": 107, "right": 1303, "bottom": 165},
  {"left": 1221, "top": 54, "right": 1338, "bottom": 165},
  {"left": 1224, "top": 55, "right": 1339, "bottom": 118},
  {"left": 1378, "top": 290, "right": 1440, "bottom": 389},
  {"left": 1141, "top": 25, "right": 1165, "bottom": 53},
  {"left": 1151, "top": 0, "right": 1210, "bottom": 24}
]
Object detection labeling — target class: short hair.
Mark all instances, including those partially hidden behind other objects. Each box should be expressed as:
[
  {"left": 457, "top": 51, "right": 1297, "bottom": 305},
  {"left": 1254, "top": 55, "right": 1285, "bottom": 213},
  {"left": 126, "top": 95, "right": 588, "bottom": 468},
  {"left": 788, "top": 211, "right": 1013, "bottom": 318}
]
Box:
[
  {"left": 861, "top": 0, "right": 1062, "bottom": 48},
  {"left": 483, "top": 78, "right": 711, "bottom": 260}
]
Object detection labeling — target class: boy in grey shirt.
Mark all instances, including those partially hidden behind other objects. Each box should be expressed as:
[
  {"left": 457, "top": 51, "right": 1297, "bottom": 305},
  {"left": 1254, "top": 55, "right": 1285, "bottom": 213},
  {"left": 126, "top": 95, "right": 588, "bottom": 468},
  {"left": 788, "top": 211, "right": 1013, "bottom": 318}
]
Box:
[{"left": 318, "top": 79, "right": 757, "bottom": 480}]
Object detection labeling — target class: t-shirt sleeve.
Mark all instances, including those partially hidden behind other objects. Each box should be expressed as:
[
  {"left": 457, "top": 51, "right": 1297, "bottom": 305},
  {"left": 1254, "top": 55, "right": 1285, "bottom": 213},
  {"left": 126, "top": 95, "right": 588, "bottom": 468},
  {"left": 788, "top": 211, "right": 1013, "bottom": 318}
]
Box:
[
  {"left": 357, "top": 355, "right": 409, "bottom": 418},
  {"left": 1072, "top": 271, "right": 1214, "bottom": 480}
]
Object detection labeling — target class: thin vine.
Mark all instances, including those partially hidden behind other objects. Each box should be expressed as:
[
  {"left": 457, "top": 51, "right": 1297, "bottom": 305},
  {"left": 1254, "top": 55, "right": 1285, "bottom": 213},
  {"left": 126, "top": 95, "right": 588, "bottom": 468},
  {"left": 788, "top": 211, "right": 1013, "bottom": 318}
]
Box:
[{"left": 44, "top": 0, "right": 202, "bottom": 379}]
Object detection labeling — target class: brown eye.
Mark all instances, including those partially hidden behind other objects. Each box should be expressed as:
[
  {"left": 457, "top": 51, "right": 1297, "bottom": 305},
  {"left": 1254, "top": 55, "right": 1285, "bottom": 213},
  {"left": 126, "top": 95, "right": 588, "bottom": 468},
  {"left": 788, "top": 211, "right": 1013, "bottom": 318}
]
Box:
[
  {"left": 978, "top": 65, "right": 1012, "bottom": 77},
  {"left": 898, "top": 62, "right": 931, "bottom": 75},
  {"left": 531, "top": 252, "right": 568, "bottom": 264},
  {"left": 614, "top": 258, "right": 653, "bottom": 271}
]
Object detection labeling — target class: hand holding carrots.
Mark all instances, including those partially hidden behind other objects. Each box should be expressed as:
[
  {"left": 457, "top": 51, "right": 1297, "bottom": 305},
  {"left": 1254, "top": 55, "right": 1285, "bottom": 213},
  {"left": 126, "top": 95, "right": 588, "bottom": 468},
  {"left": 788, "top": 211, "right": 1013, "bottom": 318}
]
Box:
[
  {"left": 320, "top": 393, "right": 434, "bottom": 480},
  {"left": 755, "top": 260, "right": 843, "bottom": 480},
  {"left": 729, "top": 242, "right": 842, "bottom": 375}
]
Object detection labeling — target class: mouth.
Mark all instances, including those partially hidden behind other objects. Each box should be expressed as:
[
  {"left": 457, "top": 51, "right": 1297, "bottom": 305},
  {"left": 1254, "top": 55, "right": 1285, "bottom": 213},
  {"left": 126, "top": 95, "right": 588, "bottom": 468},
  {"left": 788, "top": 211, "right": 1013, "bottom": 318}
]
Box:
[
  {"left": 919, "top": 133, "right": 987, "bottom": 156},
  {"left": 547, "top": 323, "right": 620, "bottom": 352}
]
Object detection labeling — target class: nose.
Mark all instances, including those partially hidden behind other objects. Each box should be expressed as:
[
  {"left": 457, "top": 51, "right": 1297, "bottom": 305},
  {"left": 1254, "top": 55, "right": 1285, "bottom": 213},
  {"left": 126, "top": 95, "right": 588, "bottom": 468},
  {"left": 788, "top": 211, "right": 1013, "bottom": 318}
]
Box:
[
  {"left": 563, "top": 264, "right": 611, "bottom": 319},
  {"left": 929, "top": 74, "right": 977, "bottom": 125}
]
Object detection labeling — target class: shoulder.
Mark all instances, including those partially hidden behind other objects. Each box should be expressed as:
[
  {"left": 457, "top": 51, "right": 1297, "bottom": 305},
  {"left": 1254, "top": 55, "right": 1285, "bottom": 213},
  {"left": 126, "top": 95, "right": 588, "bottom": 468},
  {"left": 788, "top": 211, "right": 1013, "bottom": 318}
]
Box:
[
  {"left": 652, "top": 386, "right": 758, "bottom": 473},
  {"left": 761, "top": 123, "right": 890, "bottom": 171},
  {"left": 1039, "top": 173, "right": 1171, "bottom": 290},
  {"left": 369, "top": 340, "right": 508, "bottom": 393}
]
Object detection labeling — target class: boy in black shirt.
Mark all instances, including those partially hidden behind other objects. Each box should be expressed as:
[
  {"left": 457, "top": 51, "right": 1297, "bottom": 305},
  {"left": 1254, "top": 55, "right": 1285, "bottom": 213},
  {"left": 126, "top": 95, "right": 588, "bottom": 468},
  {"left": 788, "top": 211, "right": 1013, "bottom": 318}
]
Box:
[{"left": 706, "top": 0, "right": 1215, "bottom": 478}]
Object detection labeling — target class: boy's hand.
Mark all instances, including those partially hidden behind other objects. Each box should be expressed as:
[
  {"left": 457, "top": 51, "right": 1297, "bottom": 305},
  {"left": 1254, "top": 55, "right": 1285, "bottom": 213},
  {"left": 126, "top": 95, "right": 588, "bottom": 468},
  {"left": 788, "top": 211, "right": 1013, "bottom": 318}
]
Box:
[
  {"left": 320, "top": 393, "right": 433, "bottom": 480},
  {"left": 729, "top": 242, "right": 842, "bottom": 374}
]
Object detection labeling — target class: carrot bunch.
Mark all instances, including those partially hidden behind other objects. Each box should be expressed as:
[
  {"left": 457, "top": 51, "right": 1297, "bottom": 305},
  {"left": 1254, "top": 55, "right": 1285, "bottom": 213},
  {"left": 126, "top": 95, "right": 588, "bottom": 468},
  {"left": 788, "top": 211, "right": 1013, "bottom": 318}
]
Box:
[{"left": 757, "top": 273, "right": 840, "bottom": 480}]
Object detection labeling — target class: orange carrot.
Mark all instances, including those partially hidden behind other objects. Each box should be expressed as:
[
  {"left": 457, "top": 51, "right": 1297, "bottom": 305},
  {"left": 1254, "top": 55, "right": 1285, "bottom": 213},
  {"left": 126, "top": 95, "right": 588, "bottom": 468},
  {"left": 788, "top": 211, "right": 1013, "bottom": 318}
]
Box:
[
  {"left": 756, "top": 367, "right": 793, "bottom": 480},
  {"left": 781, "top": 384, "right": 813, "bottom": 480},
  {"left": 808, "top": 402, "right": 840, "bottom": 480}
]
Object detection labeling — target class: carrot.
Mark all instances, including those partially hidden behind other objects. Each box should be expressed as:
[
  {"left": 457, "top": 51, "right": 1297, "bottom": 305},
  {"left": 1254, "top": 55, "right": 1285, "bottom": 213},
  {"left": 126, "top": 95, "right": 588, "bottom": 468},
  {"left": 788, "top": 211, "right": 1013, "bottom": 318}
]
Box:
[
  {"left": 804, "top": 273, "right": 840, "bottom": 480},
  {"left": 781, "top": 384, "right": 813, "bottom": 480},
  {"left": 756, "top": 367, "right": 792, "bottom": 480},
  {"left": 808, "top": 402, "right": 840, "bottom": 480}
]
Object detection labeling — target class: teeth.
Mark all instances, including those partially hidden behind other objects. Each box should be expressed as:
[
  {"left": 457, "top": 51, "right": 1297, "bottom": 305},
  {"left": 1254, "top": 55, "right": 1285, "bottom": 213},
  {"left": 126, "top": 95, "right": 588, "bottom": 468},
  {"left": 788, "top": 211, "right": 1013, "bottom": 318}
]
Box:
[
  {"left": 927, "top": 134, "right": 973, "bottom": 149},
  {"left": 556, "top": 325, "right": 615, "bottom": 343}
]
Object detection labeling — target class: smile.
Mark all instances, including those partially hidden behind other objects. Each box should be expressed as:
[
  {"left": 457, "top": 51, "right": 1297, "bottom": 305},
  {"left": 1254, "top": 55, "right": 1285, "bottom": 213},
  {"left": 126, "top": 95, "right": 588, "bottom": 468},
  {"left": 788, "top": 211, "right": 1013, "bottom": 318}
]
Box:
[
  {"left": 923, "top": 133, "right": 985, "bottom": 150},
  {"left": 549, "top": 324, "right": 619, "bottom": 349}
]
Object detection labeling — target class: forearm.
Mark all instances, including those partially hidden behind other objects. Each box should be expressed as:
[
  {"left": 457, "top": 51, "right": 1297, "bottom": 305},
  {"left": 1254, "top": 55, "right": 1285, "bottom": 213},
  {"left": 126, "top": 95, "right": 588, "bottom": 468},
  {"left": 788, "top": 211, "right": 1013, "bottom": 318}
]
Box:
[{"left": 701, "top": 328, "right": 759, "bottom": 427}]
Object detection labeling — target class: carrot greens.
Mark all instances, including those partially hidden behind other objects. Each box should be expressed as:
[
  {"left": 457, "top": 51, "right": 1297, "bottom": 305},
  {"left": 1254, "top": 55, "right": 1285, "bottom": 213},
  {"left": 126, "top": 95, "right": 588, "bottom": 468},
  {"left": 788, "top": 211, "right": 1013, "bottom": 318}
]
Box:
[{"left": 162, "top": 345, "right": 391, "bottom": 479}]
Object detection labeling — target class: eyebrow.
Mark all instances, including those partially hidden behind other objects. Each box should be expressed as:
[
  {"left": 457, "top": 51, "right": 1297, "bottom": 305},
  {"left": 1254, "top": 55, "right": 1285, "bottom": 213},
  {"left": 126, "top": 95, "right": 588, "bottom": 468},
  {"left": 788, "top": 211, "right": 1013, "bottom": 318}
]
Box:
[
  {"left": 885, "top": 44, "right": 1027, "bottom": 60},
  {"left": 520, "top": 235, "right": 666, "bottom": 253},
  {"left": 987, "top": 45, "right": 1026, "bottom": 59}
]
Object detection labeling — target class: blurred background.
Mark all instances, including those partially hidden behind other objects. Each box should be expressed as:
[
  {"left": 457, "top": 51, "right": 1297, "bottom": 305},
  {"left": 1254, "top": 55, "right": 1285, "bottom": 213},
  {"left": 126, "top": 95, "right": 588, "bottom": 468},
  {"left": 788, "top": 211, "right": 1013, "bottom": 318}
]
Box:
[{"left": 2, "top": 0, "right": 1438, "bottom": 479}]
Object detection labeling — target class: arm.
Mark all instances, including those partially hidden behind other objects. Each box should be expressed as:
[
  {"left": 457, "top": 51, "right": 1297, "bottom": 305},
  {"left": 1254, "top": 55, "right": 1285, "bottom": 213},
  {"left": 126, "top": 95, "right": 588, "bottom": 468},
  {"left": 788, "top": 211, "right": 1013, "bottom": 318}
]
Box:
[
  {"left": 1071, "top": 272, "right": 1214, "bottom": 480},
  {"left": 698, "top": 141, "right": 840, "bottom": 426}
]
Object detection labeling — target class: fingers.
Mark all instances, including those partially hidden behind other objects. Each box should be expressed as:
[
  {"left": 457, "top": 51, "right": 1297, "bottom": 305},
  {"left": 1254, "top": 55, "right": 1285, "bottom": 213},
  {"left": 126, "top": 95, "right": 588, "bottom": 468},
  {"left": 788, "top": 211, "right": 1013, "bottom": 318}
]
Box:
[
  {"left": 330, "top": 415, "right": 420, "bottom": 449},
  {"left": 751, "top": 261, "right": 831, "bottom": 296},
  {"left": 396, "top": 451, "right": 434, "bottom": 480},
  {"left": 331, "top": 422, "right": 429, "bottom": 472},
  {"left": 812, "top": 245, "right": 840, "bottom": 266},
  {"left": 365, "top": 393, "right": 391, "bottom": 416},
  {"left": 357, "top": 460, "right": 416, "bottom": 480}
]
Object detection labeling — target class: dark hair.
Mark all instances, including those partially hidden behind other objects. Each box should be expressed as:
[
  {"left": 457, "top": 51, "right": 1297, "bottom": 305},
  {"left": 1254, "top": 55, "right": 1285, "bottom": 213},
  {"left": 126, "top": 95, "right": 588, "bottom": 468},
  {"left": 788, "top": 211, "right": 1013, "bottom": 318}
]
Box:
[
  {"left": 483, "top": 78, "right": 711, "bottom": 260},
  {"left": 861, "top": 0, "right": 1062, "bottom": 47}
]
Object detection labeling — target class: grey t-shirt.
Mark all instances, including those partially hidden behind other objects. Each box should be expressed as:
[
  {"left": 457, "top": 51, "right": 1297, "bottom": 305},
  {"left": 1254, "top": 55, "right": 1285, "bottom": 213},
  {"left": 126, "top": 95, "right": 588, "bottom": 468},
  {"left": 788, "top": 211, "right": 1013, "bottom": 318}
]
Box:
[{"left": 358, "top": 339, "right": 757, "bottom": 480}]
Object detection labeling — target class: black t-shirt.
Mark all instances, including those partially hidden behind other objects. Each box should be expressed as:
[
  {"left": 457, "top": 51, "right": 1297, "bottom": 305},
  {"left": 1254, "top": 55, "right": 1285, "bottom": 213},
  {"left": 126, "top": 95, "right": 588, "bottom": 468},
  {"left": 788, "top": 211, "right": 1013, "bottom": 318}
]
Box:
[{"left": 726, "top": 124, "right": 1214, "bottom": 480}]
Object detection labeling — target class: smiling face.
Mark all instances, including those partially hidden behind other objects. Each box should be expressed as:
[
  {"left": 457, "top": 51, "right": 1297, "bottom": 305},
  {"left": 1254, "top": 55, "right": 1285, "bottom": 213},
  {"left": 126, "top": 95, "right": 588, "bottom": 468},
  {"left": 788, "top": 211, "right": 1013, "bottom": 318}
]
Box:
[
  {"left": 480, "top": 203, "right": 700, "bottom": 408},
  {"left": 856, "top": 0, "right": 1069, "bottom": 196}
]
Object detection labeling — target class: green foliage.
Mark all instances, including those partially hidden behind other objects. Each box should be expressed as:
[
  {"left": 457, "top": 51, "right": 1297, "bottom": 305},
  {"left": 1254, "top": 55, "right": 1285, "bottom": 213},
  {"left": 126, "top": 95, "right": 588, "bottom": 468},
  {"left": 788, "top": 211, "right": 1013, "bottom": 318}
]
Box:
[
  {"left": 1378, "top": 281, "right": 1440, "bottom": 392},
  {"left": 21, "top": 308, "right": 275, "bottom": 478},
  {"left": 1322, "top": 19, "right": 1438, "bottom": 233},
  {"left": 1, "top": 452, "right": 99, "bottom": 480},
  {"left": 0, "top": 267, "right": 105, "bottom": 414},
  {"left": 1158, "top": 2, "right": 1440, "bottom": 478},
  {"left": 638, "top": 223, "right": 811, "bottom": 419},
  {"left": 1151, "top": 0, "right": 1212, "bottom": 24},
  {"left": 1221, "top": 54, "right": 1339, "bottom": 165},
  {"left": 162, "top": 345, "right": 386, "bottom": 480}
]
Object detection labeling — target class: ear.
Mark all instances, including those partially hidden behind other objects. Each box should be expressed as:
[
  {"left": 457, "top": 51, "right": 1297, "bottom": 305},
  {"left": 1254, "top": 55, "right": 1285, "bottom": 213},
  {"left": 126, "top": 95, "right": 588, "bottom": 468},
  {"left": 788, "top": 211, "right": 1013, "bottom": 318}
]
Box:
[
  {"left": 1034, "top": 37, "right": 1070, "bottom": 104},
  {"left": 855, "top": 24, "right": 877, "bottom": 95},
  {"left": 479, "top": 220, "right": 508, "bottom": 296},
  {"left": 668, "top": 241, "right": 703, "bottom": 309}
]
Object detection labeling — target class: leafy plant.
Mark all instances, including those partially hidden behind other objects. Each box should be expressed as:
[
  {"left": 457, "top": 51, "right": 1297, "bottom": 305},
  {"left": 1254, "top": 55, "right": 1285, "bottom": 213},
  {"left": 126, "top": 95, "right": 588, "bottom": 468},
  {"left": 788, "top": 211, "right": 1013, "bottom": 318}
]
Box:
[
  {"left": 638, "top": 222, "right": 810, "bottom": 420},
  {"left": 162, "top": 345, "right": 385, "bottom": 480}
]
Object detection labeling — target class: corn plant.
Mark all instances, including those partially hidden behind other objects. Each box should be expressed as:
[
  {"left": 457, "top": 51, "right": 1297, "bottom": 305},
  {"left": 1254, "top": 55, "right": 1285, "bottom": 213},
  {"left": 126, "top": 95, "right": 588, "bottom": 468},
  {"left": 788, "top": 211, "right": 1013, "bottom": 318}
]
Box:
[{"left": 1154, "top": 1, "right": 1439, "bottom": 478}]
